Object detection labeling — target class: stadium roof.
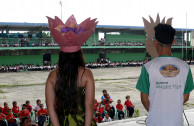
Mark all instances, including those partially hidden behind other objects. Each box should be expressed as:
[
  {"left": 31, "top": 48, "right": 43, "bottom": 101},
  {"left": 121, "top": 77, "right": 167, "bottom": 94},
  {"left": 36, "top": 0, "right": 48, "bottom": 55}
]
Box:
[{"left": 0, "top": 22, "right": 193, "bottom": 31}]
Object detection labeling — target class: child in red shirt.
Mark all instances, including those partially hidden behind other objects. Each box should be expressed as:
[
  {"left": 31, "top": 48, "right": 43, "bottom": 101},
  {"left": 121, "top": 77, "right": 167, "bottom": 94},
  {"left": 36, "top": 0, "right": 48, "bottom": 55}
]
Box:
[
  {"left": 19, "top": 106, "right": 30, "bottom": 120},
  {"left": 37, "top": 104, "right": 47, "bottom": 126},
  {"left": 26, "top": 100, "right": 32, "bottom": 114},
  {"left": 105, "top": 100, "right": 115, "bottom": 119},
  {"left": 124, "top": 95, "right": 135, "bottom": 117},
  {"left": 12, "top": 101, "right": 19, "bottom": 118},
  {"left": 94, "top": 99, "right": 98, "bottom": 112},
  {"left": 116, "top": 99, "right": 124, "bottom": 120},
  {"left": 6, "top": 109, "right": 17, "bottom": 126},
  {"left": 102, "top": 93, "right": 113, "bottom": 105},
  {"left": 93, "top": 114, "right": 98, "bottom": 123},
  {"left": 3, "top": 102, "right": 9, "bottom": 115},
  {"left": 95, "top": 102, "right": 105, "bottom": 119},
  {"left": 96, "top": 113, "right": 103, "bottom": 123},
  {"left": 0, "top": 108, "right": 6, "bottom": 126}
]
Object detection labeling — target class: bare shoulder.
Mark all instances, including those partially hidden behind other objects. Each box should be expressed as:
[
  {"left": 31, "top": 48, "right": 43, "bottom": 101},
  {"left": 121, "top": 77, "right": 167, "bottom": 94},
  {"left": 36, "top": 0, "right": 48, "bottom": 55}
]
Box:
[
  {"left": 84, "top": 67, "right": 93, "bottom": 75},
  {"left": 83, "top": 68, "right": 94, "bottom": 79},
  {"left": 46, "top": 69, "right": 58, "bottom": 86}
]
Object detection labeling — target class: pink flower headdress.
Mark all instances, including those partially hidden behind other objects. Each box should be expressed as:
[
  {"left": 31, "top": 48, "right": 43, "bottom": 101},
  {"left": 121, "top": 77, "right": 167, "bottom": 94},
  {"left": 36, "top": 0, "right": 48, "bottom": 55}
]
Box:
[{"left": 47, "top": 15, "right": 98, "bottom": 53}]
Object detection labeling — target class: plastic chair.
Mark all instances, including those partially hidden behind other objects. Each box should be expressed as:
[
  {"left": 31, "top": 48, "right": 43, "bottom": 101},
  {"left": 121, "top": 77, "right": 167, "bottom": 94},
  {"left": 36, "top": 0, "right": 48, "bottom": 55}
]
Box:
[
  {"left": 46, "top": 116, "right": 50, "bottom": 125},
  {"left": 31, "top": 111, "right": 37, "bottom": 123},
  {"left": 115, "top": 107, "right": 126, "bottom": 120},
  {"left": 3, "top": 118, "right": 19, "bottom": 126}
]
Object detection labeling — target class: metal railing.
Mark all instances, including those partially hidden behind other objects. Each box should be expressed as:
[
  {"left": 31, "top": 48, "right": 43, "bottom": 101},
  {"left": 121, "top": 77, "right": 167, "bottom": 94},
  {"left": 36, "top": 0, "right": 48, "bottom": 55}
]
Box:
[{"left": 0, "top": 38, "right": 189, "bottom": 47}]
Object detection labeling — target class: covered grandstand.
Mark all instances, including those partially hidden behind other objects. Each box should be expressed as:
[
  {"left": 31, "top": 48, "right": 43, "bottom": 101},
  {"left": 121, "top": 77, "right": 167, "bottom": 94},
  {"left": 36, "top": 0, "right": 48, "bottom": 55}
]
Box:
[{"left": 0, "top": 22, "right": 193, "bottom": 66}]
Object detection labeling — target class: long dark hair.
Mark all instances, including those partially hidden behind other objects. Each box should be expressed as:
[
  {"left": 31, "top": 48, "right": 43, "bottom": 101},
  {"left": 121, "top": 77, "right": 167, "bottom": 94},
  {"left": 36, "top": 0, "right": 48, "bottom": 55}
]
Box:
[{"left": 55, "top": 50, "right": 85, "bottom": 125}]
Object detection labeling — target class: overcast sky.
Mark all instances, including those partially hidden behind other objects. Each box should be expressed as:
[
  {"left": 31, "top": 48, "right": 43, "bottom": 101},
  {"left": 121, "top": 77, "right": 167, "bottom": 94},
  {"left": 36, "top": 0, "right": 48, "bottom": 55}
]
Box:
[{"left": 0, "top": 0, "right": 194, "bottom": 28}]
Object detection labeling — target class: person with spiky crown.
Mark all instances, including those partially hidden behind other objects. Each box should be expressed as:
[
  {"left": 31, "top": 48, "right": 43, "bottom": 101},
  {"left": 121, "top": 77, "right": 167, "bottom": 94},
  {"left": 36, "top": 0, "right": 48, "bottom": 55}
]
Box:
[
  {"left": 46, "top": 15, "right": 98, "bottom": 126},
  {"left": 136, "top": 14, "right": 194, "bottom": 126}
]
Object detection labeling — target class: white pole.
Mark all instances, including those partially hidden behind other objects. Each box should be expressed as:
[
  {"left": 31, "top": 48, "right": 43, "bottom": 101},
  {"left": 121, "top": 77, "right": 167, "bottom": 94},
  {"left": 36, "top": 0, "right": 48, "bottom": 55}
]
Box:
[
  {"left": 192, "top": 30, "right": 193, "bottom": 61},
  {"left": 191, "top": 46, "right": 193, "bottom": 61},
  {"left": 60, "top": 1, "right": 62, "bottom": 20},
  {"left": 182, "top": 29, "right": 184, "bottom": 60},
  {"left": 186, "top": 12, "right": 187, "bottom": 61}
]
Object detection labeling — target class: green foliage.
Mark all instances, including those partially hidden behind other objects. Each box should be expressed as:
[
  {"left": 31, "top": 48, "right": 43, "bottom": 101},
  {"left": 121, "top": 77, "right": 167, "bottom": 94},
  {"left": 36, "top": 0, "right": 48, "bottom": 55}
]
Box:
[
  {"left": 134, "top": 109, "right": 140, "bottom": 117},
  {"left": 42, "top": 32, "right": 52, "bottom": 38}
]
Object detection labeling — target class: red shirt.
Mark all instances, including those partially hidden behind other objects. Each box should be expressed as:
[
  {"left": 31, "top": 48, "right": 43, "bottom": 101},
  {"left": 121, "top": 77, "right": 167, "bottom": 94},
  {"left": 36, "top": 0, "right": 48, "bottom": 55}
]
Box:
[
  {"left": 103, "top": 98, "right": 113, "bottom": 105},
  {"left": 124, "top": 100, "right": 132, "bottom": 108},
  {"left": 26, "top": 105, "right": 32, "bottom": 112},
  {"left": 97, "top": 107, "right": 103, "bottom": 114},
  {"left": 38, "top": 109, "right": 47, "bottom": 116},
  {"left": 94, "top": 103, "right": 97, "bottom": 111},
  {"left": 116, "top": 104, "right": 123, "bottom": 111},
  {"left": 97, "top": 116, "right": 103, "bottom": 122},
  {"left": 0, "top": 113, "right": 6, "bottom": 120},
  {"left": 3, "top": 107, "right": 9, "bottom": 115},
  {"left": 93, "top": 118, "right": 98, "bottom": 123},
  {"left": 6, "top": 114, "right": 15, "bottom": 123},
  {"left": 105, "top": 104, "right": 111, "bottom": 112},
  {"left": 19, "top": 110, "right": 30, "bottom": 119},
  {"left": 12, "top": 106, "right": 19, "bottom": 114}
]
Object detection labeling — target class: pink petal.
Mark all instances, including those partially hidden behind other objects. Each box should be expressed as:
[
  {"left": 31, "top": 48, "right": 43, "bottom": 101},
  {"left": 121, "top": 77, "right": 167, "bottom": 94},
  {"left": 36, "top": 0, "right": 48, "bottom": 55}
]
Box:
[
  {"left": 54, "top": 16, "right": 65, "bottom": 26},
  {"left": 46, "top": 16, "right": 57, "bottom": 28},
  {"left": 65, "top": 15, "right": 77, "bottom": 27},
  {"left": 78, "top": 17, "right": 91, "bottom": 28}
]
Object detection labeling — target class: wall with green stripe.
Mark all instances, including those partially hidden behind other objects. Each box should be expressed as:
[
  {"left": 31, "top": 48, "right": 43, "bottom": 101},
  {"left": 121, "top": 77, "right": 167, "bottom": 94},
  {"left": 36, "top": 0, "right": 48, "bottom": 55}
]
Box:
[
  {"left": 0, "top": 53, "right": 100, "bottom": 66},
  {"left": 107, "top": 53, "right": 146, "bottom": 62},
  {"left": 0, "top": 55, "right": 42, "bottom": 66}
]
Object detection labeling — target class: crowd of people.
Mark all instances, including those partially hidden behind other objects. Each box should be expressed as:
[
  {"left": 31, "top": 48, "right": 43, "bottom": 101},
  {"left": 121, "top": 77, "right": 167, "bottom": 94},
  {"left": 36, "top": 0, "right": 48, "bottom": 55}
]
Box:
[
  {"left": 92, "top": 41, "right": 144, "bottom": 46},
  {"left": 0, "top": 64, "right": 57, "bottom": 73},
  {"left": 0, "top": 61, "right": 144, "bottom": 73},
  {"left": 0, "top": 89, "right": 135, "bottom": 125},
  {"left": 0, "top": 38, "right": 187, "bottom": 47},
  {"left": 0, "top": 38, "right": 89, "bottom": 47},
  {"left": 93, "top": 90, "right": 135, "bottom": 123},
  {"left": 2, "top": 59, "right": 194, "bottom": 73},
  {"left": 86, "top": 61, "right": 144, "bottom": 68},
  {"left": 0, "top": 99, "right": 48, "bottom": 126}
]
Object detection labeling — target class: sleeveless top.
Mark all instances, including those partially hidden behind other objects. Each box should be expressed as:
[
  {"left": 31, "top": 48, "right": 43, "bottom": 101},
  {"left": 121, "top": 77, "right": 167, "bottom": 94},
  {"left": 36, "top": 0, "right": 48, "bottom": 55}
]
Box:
[{"left": 50, "top": 68, "right": 97, "bottom": 126}]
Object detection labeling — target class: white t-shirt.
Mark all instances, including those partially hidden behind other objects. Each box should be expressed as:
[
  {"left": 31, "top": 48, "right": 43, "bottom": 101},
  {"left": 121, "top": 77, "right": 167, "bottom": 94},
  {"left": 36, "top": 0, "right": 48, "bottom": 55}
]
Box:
[
  {"left": 34, "top": 105, "right": 41, "bottom": 111},
  {"left": 103, "top": 117, "right": 112, "bottom": 122},
  {"left": 136, "top": 56, "right": 194, "bottom": 126}
]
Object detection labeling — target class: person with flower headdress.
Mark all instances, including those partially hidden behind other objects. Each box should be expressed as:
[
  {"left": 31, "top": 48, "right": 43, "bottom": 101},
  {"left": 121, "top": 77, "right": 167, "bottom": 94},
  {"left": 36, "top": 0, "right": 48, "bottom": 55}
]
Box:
[{"left": 46, "top": 15, "right": 98, "bottom": 126}]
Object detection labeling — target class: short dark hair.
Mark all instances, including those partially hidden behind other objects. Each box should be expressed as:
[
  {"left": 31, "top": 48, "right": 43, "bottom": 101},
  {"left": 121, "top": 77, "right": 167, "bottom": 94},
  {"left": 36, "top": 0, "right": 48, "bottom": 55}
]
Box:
[
  {"left": 102, "top": 90, "right": 107, "bottom": 93},
  {"left": 36, "top": 99, "right": 41, "bottom": 103},
  {"left": 154, "top": 23, "right": 176, "bottom": 45},
  {"left": 12, "top": 101, "right": 17, "bottom": 105},
  {"left": 26, "top": 100, "right": 30, "bottom": 104},
  {"left": 22, "top": 106, "right": 27, "bottom": 110},
  {"left": 4, "top": 102, "right": 7, "bottom": 106},
  {"left": 126, "top": 95, "right": 130, "bottom": 99},
  {"left": 21, "top": 117, "right": 30, "bottom": 126}
]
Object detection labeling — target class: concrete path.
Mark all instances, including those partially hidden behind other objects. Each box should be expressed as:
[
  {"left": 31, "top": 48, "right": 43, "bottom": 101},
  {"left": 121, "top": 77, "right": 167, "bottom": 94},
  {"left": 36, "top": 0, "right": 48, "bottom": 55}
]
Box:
[{"left": 98, "top": 109, "right": 194, "bottom": 126}]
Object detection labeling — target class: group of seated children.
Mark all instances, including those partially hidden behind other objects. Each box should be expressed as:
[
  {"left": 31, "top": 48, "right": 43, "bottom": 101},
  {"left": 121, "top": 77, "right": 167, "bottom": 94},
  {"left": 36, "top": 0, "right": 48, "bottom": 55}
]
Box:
[
  {"left": 116, "top": 95, "right": 135, "bottom": 120},
  {"left": 93, "top": 90, "right": 135, "bottom": 123},
  {"left": 94, "top": 90, "right": 114, "bottom": 123},
  {"left": 0, "top": 99, "right": 48, "bottom": 126}
]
